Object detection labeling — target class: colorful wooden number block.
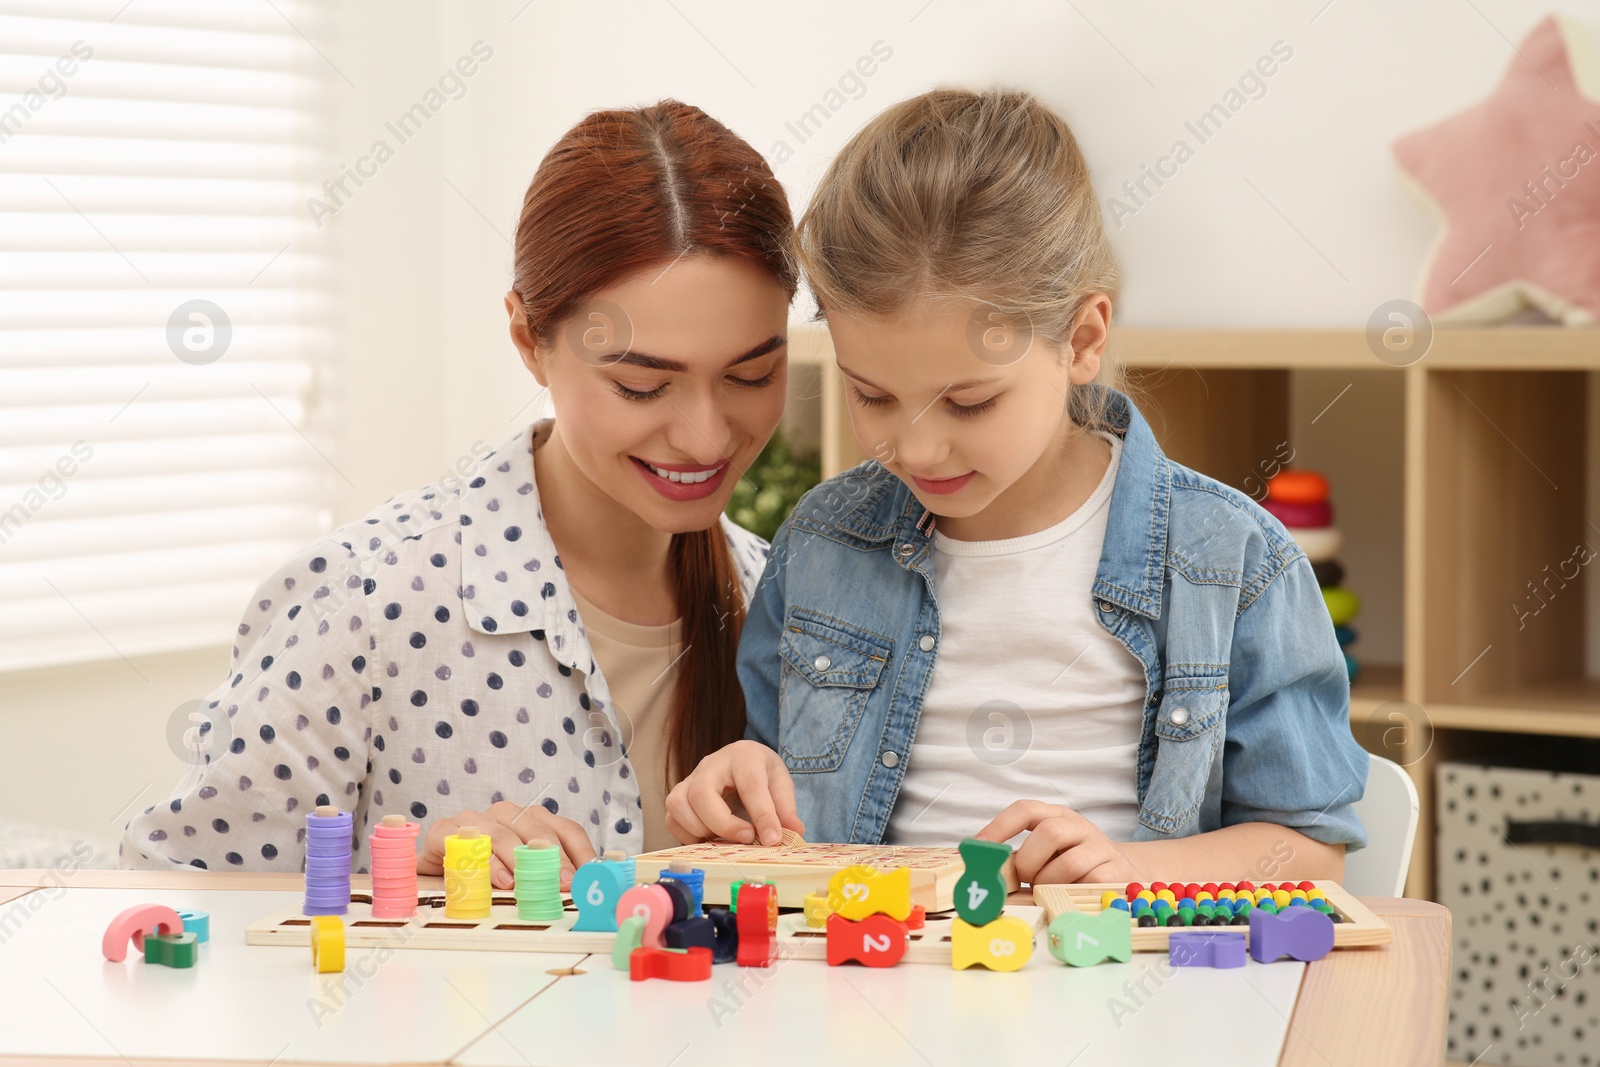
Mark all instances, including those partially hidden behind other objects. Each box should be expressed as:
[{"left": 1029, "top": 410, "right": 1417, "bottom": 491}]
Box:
[
  {"left": 615, "top": 883, "right": 673, "bottom": 950},
  {"left": 630, "top": 946, "right": 712, "bottom": 982},
  {"left": 1168, "top": 930, "right": 1246, "bottom": 969},
  {"left": 311, "top": 915, "right": 345, "bottom": 973},
  {"left": 102, "top": 904, "right": 185, "bottom": 962},
  {"left": 951, "top": 915, "right": 1034, "bottom": 971},
  {"left": 735, "top": 883, "right": 778, "bottom": 967},
  {"left": 664, "top": 915, "right": 715, "bottom": 953},
  {"left": 611, "top": 915, "right": 645, "bottom": 970},
  {"left": 707, "top": 907, "right": 740, "bottom": 964},
  {"left": 826, "top": 912, "right": 908, "bottom": 968},
  {"left": 175, "top": 908, "right": 210, "bottom": 943},
  {"left": 1046, "top": 910, "right": 1132, "bottom": 967},
  {"left": 954, "top": 838, "right": 1010, "bottom": 927},
  {"left": 827, "top": 864, "right": 911, "bottom": 921},
  {"left": 1248, "top": 905, "right": 1334, "bottom": 963},
  {"left": 142, "top": 932, "right": 199, "bottom": 969},
  {"left": 570, "top": 859, "right": 627, "bottom": 932}
]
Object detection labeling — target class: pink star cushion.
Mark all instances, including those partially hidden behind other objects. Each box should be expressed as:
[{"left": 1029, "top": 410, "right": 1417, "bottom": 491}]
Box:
[{"left": 1393, "top": 16, "right": 1600, "bottom": 325}]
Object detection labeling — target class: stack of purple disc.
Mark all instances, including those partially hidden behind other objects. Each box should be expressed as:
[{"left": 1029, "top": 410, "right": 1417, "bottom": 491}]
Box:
[{"left": 303, "top": 806, "right": 353, "bottom": 916}]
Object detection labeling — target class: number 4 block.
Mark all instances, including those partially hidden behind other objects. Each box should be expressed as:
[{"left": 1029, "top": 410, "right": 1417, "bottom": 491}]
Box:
[{"left": 954, "top": 838, "right": 1010, "bottom": 926}]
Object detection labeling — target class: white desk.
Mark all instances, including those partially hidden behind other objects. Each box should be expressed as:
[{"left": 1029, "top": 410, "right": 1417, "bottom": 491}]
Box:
[{"left": 0, "top": 871, "right": 1450, "bottom": 1066}]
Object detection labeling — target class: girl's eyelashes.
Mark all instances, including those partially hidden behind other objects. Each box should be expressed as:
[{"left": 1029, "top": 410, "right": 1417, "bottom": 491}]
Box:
[
  {"left": 948, "top": 395, "right": 999, "bottom": 418},
  {"left": 613, "top": 382, "right": 667, "bottom": 401},
  {"left": 850, "top": 385, "right": 999, "bottom": 418},
  {"left": 611, "top": 369, "right": 779, "bottom": 403},
  {"left": 850, "top": 385, "right": 891, "bottom": 408}
]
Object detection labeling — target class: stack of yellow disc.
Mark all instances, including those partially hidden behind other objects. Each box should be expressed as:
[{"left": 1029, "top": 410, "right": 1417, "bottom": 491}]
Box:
[{"left": 443, "top": 828, "right": 492, "bottom": 919}]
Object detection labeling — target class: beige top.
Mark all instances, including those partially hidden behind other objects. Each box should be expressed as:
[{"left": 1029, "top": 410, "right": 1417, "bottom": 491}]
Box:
[{"left": 568, "top": 586, "right": 685, "bottom": 853}]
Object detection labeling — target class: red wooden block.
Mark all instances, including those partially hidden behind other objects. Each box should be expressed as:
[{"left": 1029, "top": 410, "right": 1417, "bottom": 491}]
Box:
[
  {"left": 826, "top": 913, "right": 907, "bottom": 968},
  {"left": 102, "top": 904, "right": 185, "bottom": 963},
  {"left": 629, "top": 946, "right": 712, "bottom": 982},
  {"left": 735, "top": 883, "right": 777, "bottom": 968},
  {"left": 905, "top": 905, "right": 926, "bottom": 931}
]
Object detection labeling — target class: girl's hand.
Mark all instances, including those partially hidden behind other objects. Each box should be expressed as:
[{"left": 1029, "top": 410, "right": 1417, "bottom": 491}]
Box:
[
  {"left": 664, "top": 740, "right": 805, "bottom": 846},
  {"left": 418, "top": 801, "right": 598, "bottom": 891},
  {"left": 975, "top": 800, "right": 1140, "bottom": 885}
]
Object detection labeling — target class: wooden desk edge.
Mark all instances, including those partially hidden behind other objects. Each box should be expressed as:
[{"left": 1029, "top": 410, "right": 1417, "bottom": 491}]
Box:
[{"left": 1281, "top": 897, "right": 1452, "bottom": 1067}]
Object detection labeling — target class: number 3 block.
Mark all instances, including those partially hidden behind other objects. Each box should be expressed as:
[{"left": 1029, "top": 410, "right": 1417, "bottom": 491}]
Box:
[
  {"left": 954, "top": 838, "right": 1010, "bottom": 926},
  {"left": 951, "top": 915, "right": 1034, "bottom": 971},
  {"left": 826, "top": 912, "right": 908, "bottom": 967},
  {"left": 1046, "top": 910, "right": 1132, "bottom": 967},
  {"left": 826, "top": 865, "right": 911, "bottom": 921}
]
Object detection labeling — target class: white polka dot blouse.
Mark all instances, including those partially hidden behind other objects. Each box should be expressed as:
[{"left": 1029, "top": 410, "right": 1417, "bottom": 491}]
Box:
[{"left": 118, "top": 420, "right": 770, "bottom": 873}]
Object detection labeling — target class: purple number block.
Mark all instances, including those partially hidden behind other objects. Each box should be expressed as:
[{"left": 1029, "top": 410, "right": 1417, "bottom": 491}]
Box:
[
  {"left": 1168, "top": 930, "right": 1246, "bottom": 968},
  {"left": 1248, "top": 905, "right": 1335, "bottom": 963}
]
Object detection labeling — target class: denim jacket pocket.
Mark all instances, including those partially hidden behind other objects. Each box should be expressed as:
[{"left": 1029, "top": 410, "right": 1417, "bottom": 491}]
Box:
[
  {"left": 1137, "top": 665, "right": 1229, "bottom": 834},
  {"left": 776, "top": 607, "right": 892, "bottom": 773}
]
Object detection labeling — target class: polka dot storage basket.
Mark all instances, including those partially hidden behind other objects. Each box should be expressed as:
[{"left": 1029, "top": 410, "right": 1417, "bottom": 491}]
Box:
[{"left": 1436, "top": 762, "right": 1600, "bottom": 1067}]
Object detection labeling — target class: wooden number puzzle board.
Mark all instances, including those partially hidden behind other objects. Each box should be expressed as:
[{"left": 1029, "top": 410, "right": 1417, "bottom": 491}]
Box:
[
  {"left": 633, "top": 840, "right": 1020, "bottom": 910},
  {"left": 1033, "top": 880, "right": 1393, "bottom": 951},
  {"left": 244, "top": 890, "right": 1045, "bottom": 966}
]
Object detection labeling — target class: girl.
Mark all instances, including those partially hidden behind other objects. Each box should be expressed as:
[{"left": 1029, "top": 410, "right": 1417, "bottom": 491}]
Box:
[
  {"left": 121, "top": 100, "right": 798, "bottom": 890},
  {"left": 665, "top": 88, "right": 1369, "bottom": 886}
]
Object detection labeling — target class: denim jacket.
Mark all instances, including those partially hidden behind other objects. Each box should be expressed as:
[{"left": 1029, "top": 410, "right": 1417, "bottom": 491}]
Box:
[{"left": 738, "top": 384, "right": 1369, "bottom": 852}]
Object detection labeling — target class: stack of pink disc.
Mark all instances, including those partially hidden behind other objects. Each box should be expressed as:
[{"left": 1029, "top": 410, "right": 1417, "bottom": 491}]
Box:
[{"left": 369, "top": 814, "right": 421, "bottom": 918}]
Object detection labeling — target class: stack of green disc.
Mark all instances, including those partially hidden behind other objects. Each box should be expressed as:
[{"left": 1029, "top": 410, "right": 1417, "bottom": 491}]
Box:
[{"left": 513, "top": 841, "right": 564, "bottom": 921}]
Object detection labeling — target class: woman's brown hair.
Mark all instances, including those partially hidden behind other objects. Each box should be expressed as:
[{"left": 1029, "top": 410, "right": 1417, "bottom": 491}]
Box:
[{"left": 509, "top": 99, "right": 797, "bottom": 784}]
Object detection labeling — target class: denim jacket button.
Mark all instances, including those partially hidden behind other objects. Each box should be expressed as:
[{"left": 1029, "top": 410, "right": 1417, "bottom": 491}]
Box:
[
  {"left": 898, "top": 544, "right": 915, "bottom": 557},
  {"left": 1169, "top": 706, "right": 1189, "bottom": 726},
  {"left": 880, "top": 751, "right": 900, "bottom": 768},
  {"left": 918, "top": 634, "right": 935, "bottom": 652},
  {"left": 1097, "top": 599, "right": 1115, "bottom": 613},
  {"left": 813, "top": 654, "right": 832, "bottom": 672}
]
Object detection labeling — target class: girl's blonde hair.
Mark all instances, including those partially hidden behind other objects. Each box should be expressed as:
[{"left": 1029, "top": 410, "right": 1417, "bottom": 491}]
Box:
[{"left": 796, "top": 87, "right": 1127, "bottom": 430}]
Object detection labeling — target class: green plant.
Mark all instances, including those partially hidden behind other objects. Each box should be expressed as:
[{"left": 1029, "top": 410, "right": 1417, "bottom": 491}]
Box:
[{"left": 725, "top": 427, "right": 822, "bottom": 541}]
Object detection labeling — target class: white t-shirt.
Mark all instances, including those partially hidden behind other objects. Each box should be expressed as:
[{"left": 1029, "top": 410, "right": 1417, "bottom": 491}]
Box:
[{"left": 885, "top": 431, "right": 1147, "bottom": 846}]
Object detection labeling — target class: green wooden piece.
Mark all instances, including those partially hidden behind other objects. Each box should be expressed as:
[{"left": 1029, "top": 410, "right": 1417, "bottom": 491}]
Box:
[
  {"left": 611, "top": 915, "right": 645, "bottom": 970},
  {"left": 954, "top": 838, "right": 1010, "bottom": 926},
  {"left": 143, "top": 932, "right": 199, "bottom": 969},
  {"left": 1046, "top": 910, "right": 1133, "bottom": 967}
]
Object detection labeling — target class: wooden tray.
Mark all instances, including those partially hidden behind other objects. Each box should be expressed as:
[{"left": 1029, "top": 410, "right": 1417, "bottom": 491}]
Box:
[
  {"left": 244, "top": 889, "right": 1044, "bottom": 965},
  {"left": 633, "top": 837, "right": 1019, "bottom": 911}
]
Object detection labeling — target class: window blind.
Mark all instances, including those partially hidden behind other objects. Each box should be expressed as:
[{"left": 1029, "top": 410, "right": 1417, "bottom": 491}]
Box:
[{"left": 0, "top": 0, "right": 340, "bottom": 673}]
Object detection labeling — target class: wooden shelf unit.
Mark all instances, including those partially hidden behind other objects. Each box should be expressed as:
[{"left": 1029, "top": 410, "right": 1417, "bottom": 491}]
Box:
[{"left": 791, "top": 324, "right": 1600, "bottom": 902}]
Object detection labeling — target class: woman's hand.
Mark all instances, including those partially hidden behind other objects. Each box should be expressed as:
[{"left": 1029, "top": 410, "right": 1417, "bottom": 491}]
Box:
[
  {"left": 418, "top": 801, "right": 598, "bottom": 891},
  {"left": 975, "top": 800, "right": 1140, "bottom": 885},
  {"left": 664, "top": 740, "right": 805, "bottom": 846}
]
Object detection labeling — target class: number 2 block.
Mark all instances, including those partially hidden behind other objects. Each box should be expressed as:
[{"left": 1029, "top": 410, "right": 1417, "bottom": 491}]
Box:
[
  {"left": 951, "top": 915, "right": 1034, "bottom": 971},
  {"left": 955, "top": 838, "right": 1010, "bottom": 926},
  {"left": 826, "top": 912, "right": 908, "bottom": 967}
]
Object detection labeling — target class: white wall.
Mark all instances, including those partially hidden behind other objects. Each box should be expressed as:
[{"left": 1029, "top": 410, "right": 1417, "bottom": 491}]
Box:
[{"left": 5, "top": 0, "right": 1595, "bottom": 843}]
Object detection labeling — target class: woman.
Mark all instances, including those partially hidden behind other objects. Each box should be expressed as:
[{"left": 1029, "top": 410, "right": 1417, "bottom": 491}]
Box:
[{"left": 121, "top": 100, "right": 798, "bottom": 890}]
